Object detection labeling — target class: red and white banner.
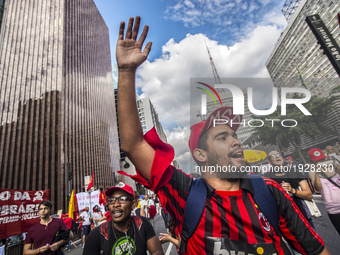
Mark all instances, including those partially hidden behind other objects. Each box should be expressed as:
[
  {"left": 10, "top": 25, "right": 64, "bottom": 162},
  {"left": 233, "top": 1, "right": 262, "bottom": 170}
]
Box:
[{"left": 0, "top": 189, "right": 50, "bottom": 239}]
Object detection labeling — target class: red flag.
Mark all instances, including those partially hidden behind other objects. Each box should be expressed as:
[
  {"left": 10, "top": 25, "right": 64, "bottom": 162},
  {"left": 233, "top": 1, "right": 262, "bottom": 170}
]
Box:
[
  {"left": 99, "top": 190, "right": 107, "bottom": 205},
  {"left": 74, "top": 191, "right": 79, "bottom": 216},
  {"left": 87, "top": 172, "right": 94, "bottom": 191}
]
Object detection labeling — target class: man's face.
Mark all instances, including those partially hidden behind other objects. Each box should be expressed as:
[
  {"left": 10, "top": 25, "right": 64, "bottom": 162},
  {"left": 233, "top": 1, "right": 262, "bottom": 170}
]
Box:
[
  {"left": 204, "top": 125, "right": 245, "bottom": 177},
  {"left": 144, "top": 195, "right": 148, "bottom": 200},
  {"left": 288, "top": 159, "right": 293, "bottom": 164},
  {"left": 38, "top": 205, "right": 51, "bottom": 219},
  {"left": 85, "top": 206, "right": 89, "bottom": 212},
  {"left": 108, "top": 190, "right": 133, "bottom": 224},
  {"left": 268, "top": 151, "right": 284, "bottom": 167}
]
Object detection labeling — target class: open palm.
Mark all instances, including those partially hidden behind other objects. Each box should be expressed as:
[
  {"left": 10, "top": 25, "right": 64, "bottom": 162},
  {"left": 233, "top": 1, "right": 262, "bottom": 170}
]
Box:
[{"left": 116, "top": 16, "right": 152, "bottom": 71}]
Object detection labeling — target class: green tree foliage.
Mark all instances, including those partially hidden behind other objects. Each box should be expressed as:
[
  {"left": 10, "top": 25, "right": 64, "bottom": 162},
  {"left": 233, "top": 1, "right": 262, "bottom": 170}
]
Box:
[{"left": 252, "top": 95, "right": 335, "bottom": 163}]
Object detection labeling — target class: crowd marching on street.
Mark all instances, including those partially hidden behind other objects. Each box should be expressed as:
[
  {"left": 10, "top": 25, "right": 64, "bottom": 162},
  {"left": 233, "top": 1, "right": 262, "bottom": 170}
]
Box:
[{"left": 2, "top": 15, "right": 340, "bottom": 255}]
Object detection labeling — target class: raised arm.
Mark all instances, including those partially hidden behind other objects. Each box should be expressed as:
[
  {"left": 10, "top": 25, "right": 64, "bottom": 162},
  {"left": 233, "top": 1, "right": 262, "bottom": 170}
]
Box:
[{"left": 117, "top": 16, "right": 154, "bottom": 180}]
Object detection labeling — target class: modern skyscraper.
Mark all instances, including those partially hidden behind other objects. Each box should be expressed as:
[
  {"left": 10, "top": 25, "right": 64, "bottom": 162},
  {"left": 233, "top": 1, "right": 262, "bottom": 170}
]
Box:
[
  {"left": 0, "top": 0, "right": 120, "bottom": 210},
  {"left": 266, "top": 0, "right": 340, "bottom": 95},
  {"left": 137, "top": 98, "right": 167, "bottom": 142},
  {"left": 265, "top": 0, "right": 340, "bottom": 153}
]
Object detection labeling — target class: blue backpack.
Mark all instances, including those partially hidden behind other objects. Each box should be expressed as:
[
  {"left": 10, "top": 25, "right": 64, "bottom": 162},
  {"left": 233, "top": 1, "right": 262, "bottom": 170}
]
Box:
[{"left": 179, "top": 175, "right": 281, "bottom": 254}]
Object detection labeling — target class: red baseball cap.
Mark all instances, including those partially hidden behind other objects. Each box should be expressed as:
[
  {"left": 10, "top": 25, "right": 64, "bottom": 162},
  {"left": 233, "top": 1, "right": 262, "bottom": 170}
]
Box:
[
  {"left": 308, "top": 148, "right": 326, "bottom": 162},
  {"left": 286, "top": 156, "right": 292, "bottom": 160},
  {"left": 105, "top": 182, "right": 135, "bottom": 199},
  {"left": 188, "top": 106, "right": 242, "bottom": 160}
]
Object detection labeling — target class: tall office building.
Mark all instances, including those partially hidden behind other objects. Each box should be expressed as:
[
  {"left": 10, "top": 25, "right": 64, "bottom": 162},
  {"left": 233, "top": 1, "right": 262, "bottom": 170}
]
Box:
[
  {"left": 137, "top": 98, "right": 167, "bottom": 142},
  {"left": 266, "top": 0, "right": 340, "bottom": 95},
  {"left": 265, "top": 0, "right": 340, "bottom": 154},
  {"left": 0, "top": 0, "right": 120, "bottom": 210}
]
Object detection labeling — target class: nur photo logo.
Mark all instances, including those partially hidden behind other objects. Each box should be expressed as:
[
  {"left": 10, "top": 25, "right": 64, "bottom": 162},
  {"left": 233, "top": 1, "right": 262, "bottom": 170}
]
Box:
[{"left": 195, "top": 80, "right": 312, "bottom": 128}]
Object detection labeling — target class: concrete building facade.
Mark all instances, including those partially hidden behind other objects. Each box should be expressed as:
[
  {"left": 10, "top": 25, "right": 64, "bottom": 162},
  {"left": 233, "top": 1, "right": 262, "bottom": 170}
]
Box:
[
  {"left": 0, "top": 0, "right": 120, "bottom": 210},
  {"left": 264, "top": 0, "right": 340, "bottom": 155},
  {"left": 266, "top": 0, "right": 340, "bottom": 95}
]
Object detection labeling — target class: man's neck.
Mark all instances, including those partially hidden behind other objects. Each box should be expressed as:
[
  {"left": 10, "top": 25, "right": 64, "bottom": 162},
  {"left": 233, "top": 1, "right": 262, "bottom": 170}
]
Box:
[
  {"left": 204, "top": 178, "right": 240, "bottom": 191},
  {"left": 112, "top": 218, "right": 131, "bottom": 233},
  {"left": 40, "top": 216, "right": 52, "bottom": 225}
]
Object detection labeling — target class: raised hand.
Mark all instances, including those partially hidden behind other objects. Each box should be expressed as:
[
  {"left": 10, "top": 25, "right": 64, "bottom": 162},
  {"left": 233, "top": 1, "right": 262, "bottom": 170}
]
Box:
[{"left": 116, "top": 16, "right": 152, "bottom": 72}]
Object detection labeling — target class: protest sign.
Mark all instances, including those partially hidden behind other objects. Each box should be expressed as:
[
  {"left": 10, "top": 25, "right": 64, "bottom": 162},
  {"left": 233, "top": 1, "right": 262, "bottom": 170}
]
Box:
[{"left": 0, "top": 189, "right": 50, "bottom": 239}]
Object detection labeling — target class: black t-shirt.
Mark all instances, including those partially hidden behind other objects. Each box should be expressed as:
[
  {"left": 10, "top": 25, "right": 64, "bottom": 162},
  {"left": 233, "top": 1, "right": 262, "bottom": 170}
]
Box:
[
  {"left": 265, "top": 170, "right": 309, "bottom": 219},
  {"left": 83, "top": 216, "right": 155, "bottom": 255}
]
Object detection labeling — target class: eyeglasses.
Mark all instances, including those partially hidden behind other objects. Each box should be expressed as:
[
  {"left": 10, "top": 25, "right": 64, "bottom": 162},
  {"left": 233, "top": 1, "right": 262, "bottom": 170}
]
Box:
[
  {"left": 108, "top": 196, "right": 133, "bottom": 204},
  {"left": 270, "top": 153, "right": 281, "bottom": 158}
]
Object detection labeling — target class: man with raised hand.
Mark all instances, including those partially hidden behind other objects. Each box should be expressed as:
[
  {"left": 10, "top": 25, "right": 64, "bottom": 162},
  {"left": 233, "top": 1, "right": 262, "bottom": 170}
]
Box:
[{"left": 117, "top": 16, "right": 330, "bottom": 255}]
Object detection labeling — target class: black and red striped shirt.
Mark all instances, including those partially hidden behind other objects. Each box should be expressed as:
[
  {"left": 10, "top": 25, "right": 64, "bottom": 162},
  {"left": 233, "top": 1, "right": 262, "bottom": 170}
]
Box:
[{"left": 130, "top": 128, "right": 325, "bottom": 255}]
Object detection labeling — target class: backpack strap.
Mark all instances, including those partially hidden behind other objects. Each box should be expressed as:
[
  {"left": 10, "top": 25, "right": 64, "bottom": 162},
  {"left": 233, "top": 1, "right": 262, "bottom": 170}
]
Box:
[
  {"left": 319, "top": 171, "right": 340, "bottom": 189},
  {"left": 249, "top": 175, "right": 280, "bottom": 235},
  {"left": 179, "top": 176, "right": 281, "bottom": 254},
  {"left": 179, "top": 178, "right": 207, "bottom": 255}
]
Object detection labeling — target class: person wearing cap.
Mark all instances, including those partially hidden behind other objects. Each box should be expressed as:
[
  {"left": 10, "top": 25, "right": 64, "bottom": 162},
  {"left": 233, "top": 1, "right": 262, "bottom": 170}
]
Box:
[
  {"left": 79, "top": 206, "right": 92, "bottom": 248},
  {"left": 83, "top": 182, "right": 163, "bottom": 255},
  {"left": 265, "top": 150, "right": 315, "bottom": 229},
  {"left": 308, "top": 148, "right": 340, "bottom": 235},
  {"left": 287, "top": 156, "right": 293, "bottom": 167},
  {"left": 116, "top": 16, "right": 330, "bottom": 254}
]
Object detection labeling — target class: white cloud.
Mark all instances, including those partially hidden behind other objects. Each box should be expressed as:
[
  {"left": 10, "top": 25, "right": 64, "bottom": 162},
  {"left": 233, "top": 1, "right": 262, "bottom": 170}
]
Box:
[
  {"left": 164, "top": 0, "right": 284, "bottom": 30},
  {"left": 136, "top": 23, "right": 284, "bottom": 172},
  {"left": 165, "top": 127, "right": 191, "bottom": 171}
]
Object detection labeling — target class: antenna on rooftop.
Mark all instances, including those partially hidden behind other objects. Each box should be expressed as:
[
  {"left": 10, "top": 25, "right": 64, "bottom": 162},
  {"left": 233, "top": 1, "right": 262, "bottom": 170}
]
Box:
[{"left": 205, "top": 41, "right": 222, "bottom": 85}]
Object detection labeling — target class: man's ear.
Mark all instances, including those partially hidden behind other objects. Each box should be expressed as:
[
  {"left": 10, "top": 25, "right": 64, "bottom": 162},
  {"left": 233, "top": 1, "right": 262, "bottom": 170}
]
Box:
[{"left": 194, "top": 148, "right": 208, "bottom": 163}]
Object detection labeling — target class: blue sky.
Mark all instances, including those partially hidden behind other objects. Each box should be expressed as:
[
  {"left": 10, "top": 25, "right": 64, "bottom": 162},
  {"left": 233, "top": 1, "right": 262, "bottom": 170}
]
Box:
[
  {"left": 93, "top": 0, "right": 288, "bottom": 172},
  {"left": 94, "top": 0, "right": 286, "bottom": 62}
]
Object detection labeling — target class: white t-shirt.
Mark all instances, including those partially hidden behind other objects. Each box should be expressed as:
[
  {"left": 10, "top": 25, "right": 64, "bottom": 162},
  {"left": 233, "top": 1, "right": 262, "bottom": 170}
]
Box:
[
  {"left": 140, "top": 199, "right": 154, "bottom": 218},
  {"left": 92, "top": 212, "right": 103, "bottom": 227},
  {"left": 80, "top": 211, "right": 92, "bottom": 226}
]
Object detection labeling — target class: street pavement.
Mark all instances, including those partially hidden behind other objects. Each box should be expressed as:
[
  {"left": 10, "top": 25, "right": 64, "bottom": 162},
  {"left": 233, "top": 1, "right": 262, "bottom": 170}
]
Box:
[
  {"left": 312, "top": 195, "right": 339, "bottom": 255},
  {"left": 66, "top": 197, "right": 340, "bottom": 255}
]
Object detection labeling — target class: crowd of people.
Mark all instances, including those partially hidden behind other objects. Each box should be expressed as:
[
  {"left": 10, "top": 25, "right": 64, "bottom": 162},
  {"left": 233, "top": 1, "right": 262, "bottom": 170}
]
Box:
[
  {"left": 22, "top": 143, "right": 340, "bottom": 255},
  {"left": 20, "top": 15, "right": 340, "bottom": 255},
  {"left": 113, "top": 15, "right": 340, "bottom": 255}
]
